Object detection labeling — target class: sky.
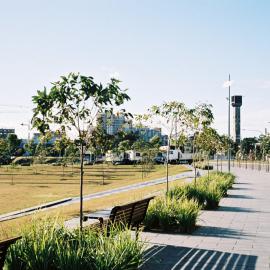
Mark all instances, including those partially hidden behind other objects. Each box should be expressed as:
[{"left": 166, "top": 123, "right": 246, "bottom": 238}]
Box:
[{"left": 0, "top": 0, "right": 269, "bottom": 139}]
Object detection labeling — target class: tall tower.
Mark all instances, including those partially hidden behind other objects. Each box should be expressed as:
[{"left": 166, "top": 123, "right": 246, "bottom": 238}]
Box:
[{"left": 231, "top": 95, "right": 242, "bottom": 144}]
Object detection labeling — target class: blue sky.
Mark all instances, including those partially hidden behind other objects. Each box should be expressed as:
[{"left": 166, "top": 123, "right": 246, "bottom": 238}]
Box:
[{"left": 0, "top": 0, "right": 269, "bottom": 138}]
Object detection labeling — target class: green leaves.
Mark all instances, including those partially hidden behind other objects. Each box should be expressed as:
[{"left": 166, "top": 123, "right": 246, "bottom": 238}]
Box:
[{"left": 32, "top": 72, "right": 130, "bottom": 141}]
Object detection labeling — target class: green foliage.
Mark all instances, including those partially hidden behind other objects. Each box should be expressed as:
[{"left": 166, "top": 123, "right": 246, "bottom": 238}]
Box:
[
  {"left": 240, "top": 137, "right": 258, "bottom": 156},
  {"left": 201, "top": 182, "right": 223, "bottom": 210},
  {"left": 168, "top": 172, "right": 236, "bottom": 210},
  {"left": 5, "top": 219, "right": 144, "bottom": 270},
  {"left": 88, "top": 118, "right": 114, "bottom": 156},
  {"left": 54, "top": 132, "right": 71, "bottom": 157},
  {"left": 0, "top": 138, "right": 11, "bottom": 164},
  {"left": 6, "top": 134, "right": 21, "bottom": 156},
  {"left": 24, "top": 139, "right": 37, "bottom": 156},
  {"left": 144, "top": 196, "right": 200, "bottom": 233},
  {"left": 32, "top": 73, "right": 130, "bottom": 139},
  {"left": 259, "top": 134, "right": 270, "bottom": 157},
  {"left": 167, "top": 184, "right": 206, "bottom": 205},
  {"left": 195, "top": 127, "right": 220, "bottom": 155}
]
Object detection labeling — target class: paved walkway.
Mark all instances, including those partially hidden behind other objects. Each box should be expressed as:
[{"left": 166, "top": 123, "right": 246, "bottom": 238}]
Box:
[{"left": 140, "top": 167, "right": 270, "bottom": 270}]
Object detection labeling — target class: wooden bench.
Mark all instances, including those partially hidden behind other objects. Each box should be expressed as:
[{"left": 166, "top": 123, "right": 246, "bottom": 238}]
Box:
[
  {"left": 83, "top": 196, "right": 154, "bottom": 237},
  {"left": 0, "top": 236, "right": 21, "bottom": 270}
]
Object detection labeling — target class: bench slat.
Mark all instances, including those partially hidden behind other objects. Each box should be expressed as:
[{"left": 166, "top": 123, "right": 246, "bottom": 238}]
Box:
[
  {"left": 0, "top": 236, "right": 21, "bottom": 270},
  {"left": 84, "top": 196, "right": 154, "bottom": 236}
]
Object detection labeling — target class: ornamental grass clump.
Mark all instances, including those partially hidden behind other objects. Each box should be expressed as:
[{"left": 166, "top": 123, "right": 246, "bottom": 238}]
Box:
[
  {"left": 144, "top": 196, "right": 200, "bottom": 233},
  {"left": 207, "top": 172, "right": 236, "bottom": 197},
  {"left": 167, "top": 184, "right": 206, "bottom": 206},
  {"left": 202, "top": 182, "right": 223, "bottom": 210},
  {"left": 167, "top": 172, "right": 236, "bottom": 210},
  {"left": 5, "top": 219, "right": 144, "bottom": 270}
]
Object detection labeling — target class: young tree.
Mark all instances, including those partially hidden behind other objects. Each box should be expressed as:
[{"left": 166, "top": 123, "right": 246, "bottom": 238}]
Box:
[
  {"left": 195, "top": 127, "right": 220, "bottom": 178},
  {"left": 0, "top": 138, "right": 10, "bottom": 165},
  {"left": 187, "top": 103, "right": 214, "bottom": 183},
  {"left": 259, "top": 135, "right": 270, "bottom": 160},
  {"left": 88, "top": 118, "right": 114, "bottom": 158},
  {"left": 24, "top": 139, "right": 37, "bottom": 156},
  {"left": 240, "top": 137, "right": 258, "bottom": 157},
  {"left": 32, "top": 72, "right": 130, "bottom": 230},
  {"left": 54, "top": 132, "right": 71, "bottom": 157},
  {"left": 147, "top": 101, "right": 189, "bottom": 192},
  {"left": 7, "top": 134, "right": 21, "bottom": 156},
  {"left": 34, "top": 132, "right": 54, "bottom": 163}
]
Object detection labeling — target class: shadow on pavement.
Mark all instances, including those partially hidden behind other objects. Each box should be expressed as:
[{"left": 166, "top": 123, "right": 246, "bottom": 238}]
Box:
[
  {"left": 192, "top": 226, "right": 250, "bottom": 239},
  {"left": 228, "top": 194, "right": 254, "bottom": 199},
  {"left": 232, "top": 187, "right": 253, "bottom": 191},
  {"left": 140, "top": 245, "right": 257, "bottom": 270},
  {"left": 218, "top": 206, "right": 259, "bottom": 213}
]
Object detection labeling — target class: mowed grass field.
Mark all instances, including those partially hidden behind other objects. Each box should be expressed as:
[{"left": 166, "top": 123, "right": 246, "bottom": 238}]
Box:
[
  {"left": 0, "top": 163, "right": 190, "bottom": 215},
  {"left": 0, "top": 175, "right": 187, "bottom": 240}
]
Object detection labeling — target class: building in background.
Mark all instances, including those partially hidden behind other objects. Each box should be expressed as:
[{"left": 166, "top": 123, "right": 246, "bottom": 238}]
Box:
[
  {"left": 0, "top": 128, "right": 15, "bottom": 138},
  {"left": 231, "top": 95, "right": 243, "bottom": 145},
  {"left": 124, "top": 126, "right": 168, "bottom": 146},
  {"left": 100, "top": 112, "right": 129, "bottom": 135},
  {"left": 99, "top": 112, "right": 168, "bottom": 145}
]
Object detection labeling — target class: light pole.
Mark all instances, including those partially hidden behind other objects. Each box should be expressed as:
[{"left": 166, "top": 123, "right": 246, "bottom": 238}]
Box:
[
  {"left": 223, "top": 74, "right": 233, "bottom": 172},
  {"left": 228, "top": 75, "right": 231, "bottom": 172}
]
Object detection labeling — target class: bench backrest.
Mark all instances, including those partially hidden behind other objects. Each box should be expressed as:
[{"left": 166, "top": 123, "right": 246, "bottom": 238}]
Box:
[
  {"left": 0, "top": 236, "right": 21, "bottom": 270},
  {"left": 108, "top": 196, "right": 154, "bottom": 229}
]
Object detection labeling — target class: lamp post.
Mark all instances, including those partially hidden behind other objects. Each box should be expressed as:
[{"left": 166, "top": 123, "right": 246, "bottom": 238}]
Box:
[
  {"left": 223, "top": 75, "right": 234, "bottom": 172},
  {"left": 228, "top": 75, "right": 231, "bottom": 172}
]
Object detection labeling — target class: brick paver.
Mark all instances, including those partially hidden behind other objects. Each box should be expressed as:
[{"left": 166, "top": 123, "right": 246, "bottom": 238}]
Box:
[{"left": 140, "top": 167, "right": 270, "bottom": 269}]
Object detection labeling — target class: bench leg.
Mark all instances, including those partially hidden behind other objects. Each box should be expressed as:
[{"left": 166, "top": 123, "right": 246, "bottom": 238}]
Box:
[{"left": 135, "top": 226, "right": 140, "bottom": 240}]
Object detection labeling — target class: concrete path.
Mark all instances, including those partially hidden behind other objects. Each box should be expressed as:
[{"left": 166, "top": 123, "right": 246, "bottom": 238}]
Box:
[{"left": 140, "top": 167, "right": 270, "bottom": 270}]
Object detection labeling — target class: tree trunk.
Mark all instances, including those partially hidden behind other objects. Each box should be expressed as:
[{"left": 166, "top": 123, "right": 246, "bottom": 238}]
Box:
[
  {"left": 207, "top": 154, "right": 210, "bottom": 181},
  {"left": 193, "top": 135, "right": 197, "bottom": 186},
  {"left": 166, "top": 141, "right": 170, "bottom": 193},
  {"left": 79, "top": 143, "right": 84, "bottom": 231},
  {"left": 102, "top": 160, "right": 105, "bottom": 185}
]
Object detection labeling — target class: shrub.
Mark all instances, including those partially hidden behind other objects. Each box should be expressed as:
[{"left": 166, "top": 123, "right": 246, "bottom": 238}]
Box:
[
  {"left": 144, "top": 196, "right": 200, "bottom": 233},
  {"left": 168, "top": 172, "right": 236, "bottom": 210},
  {"left": 5, "top": 219, "right": 144, "bottom": 270},
  {"left": 167, "top": 184, "right": 206, "bottom": 206},
  {"left": 202, "top": 182, "right": 223, "bottom": 209}
]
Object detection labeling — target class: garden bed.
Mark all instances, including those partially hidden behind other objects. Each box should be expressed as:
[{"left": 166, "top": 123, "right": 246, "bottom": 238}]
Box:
[
  {"left": 4, "top": 219, "right": 144, "bottom": 270},
  {"left": 144, "top": 171, "right": 236, "bottom": 233}
]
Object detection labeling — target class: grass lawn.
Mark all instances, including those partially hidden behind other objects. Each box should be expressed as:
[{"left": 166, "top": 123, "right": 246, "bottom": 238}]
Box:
[
  {"left": 0, "top": 164, "right": 189, "bottom": 215},
  {"left": 0, "top": 175, "right": 187, "bottom": 240}
]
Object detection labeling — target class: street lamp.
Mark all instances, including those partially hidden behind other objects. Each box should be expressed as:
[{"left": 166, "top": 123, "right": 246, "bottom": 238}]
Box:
[{"left": 223, "top": 74, "right": 233, "bottom": 172}]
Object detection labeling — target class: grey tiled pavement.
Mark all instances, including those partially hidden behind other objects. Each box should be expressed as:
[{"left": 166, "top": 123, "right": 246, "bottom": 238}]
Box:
[{"left": 140, "top": 167, "right": 270, "bottom": 270}]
